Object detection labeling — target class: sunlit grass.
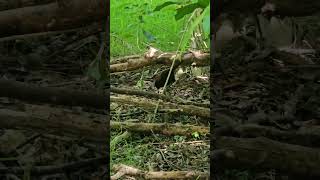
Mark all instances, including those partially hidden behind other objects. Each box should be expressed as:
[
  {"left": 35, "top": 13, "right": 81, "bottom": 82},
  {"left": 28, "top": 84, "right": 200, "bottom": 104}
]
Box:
[{"left": 110, "top": 0, "right": 186, "bottom": 57}]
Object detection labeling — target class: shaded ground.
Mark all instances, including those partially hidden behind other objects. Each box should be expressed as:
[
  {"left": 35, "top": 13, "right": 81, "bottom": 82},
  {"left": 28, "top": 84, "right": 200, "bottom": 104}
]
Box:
[
  {"left": 0, "top": 27, "right": 108, "bottom": 179},
  {"left": 212, "top": 18, "right": 320, "bottom": 179},
  {"left": 110, "top": 61, "right": 210, "bottom": 176}
]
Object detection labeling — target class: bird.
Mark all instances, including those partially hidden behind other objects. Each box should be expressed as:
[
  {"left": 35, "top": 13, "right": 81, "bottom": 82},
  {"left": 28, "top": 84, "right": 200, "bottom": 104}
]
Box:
[
  {"left": 154, "top": 68, "right": 175, "bottom": 89},
  {"left": 154, "top": 61, "right": 182, "bottom": 89}
]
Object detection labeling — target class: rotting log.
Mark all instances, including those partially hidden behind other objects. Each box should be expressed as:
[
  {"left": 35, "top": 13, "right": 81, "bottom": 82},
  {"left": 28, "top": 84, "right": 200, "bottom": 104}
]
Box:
[
  {"left": 215, "top": 124, "right": 320, "bottom": 148},
  {"left": 112, "top": 164, "right": 209, "bottom": 180},
  {"left": 111, "top": 87, "right": 209, "bottom": 107},
  {"left": 0, "top": 105, "right": 108, "bottom": 143},
  {"left": 111, "top": 121, "right": 209, "bottom": 137},
  {"left": 0, "top": 0, "right": 106, "bottom": 38},
  {"left": 0, "top": 0, "right": 54, "bottom": 11},
  {"left": 0, "top": 79, "right": 108, "bottom": 110},
  {"left": 111, "top": 95, "right": 210, "bottom": 118},
  {"left": 213, "top": 136, "right": 320, "bottom": 177},
  {"left": 0, "top": 156, "right": 107, "bottom": 175},
  {"left": 110, "top": 51, "right": 210, "bottom": 73}
]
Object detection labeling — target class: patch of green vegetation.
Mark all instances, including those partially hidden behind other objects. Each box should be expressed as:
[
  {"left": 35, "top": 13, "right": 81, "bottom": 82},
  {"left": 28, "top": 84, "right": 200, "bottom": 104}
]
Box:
[
  {"left": 110, "top": 0, "right": 186, "bottom": 57},
  {"left": 110, "top": 131, "right": 209, "bottom": 174},
  {"left": 111, "top": 133, "right": 155, "bottom": 169}
]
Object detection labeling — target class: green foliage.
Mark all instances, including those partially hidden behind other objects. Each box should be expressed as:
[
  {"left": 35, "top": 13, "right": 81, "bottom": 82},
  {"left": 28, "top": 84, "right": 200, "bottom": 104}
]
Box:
[
  {"left": 179, "top": 5, "right": 210, "bottom": 52},
  {"left": 175, "top": 3, "right": 201, "bottom": 20},
  {"left": 192, "top": 131, "right": 200, "bottom": 139},
  {"left": 87, "top": 43, "right": 107, "bottom": 88},
  {"left": 153, "top": 1, "right": 181, "bottom": 11},
  {"left": 154, "top": 0, "right": 210, "bottom": 52},
  {"left": 110, "top": 0, "right": 185, "bottom": 57}
]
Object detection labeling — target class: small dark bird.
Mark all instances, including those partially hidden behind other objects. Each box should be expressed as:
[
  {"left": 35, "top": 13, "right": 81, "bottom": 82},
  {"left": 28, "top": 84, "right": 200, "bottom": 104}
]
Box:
[
  {"left": 154, "top": 61, "right": 182, "bottom": 89},
  {"left": 154, "top": 68, "right": 175, "bottom": 89}
]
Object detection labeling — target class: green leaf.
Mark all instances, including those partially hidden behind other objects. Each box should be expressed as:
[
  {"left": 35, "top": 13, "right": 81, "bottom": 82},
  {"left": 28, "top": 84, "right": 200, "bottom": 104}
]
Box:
[
  {"left": 136, "top": 79, "right": 144, "bottom": 89},
  {"left": 197, "top": 0, "right": 210, "bottom": 8},
  {"left": 202, "top": 11, "right": 210, "bottom": 36},
  {"left": 175, "top": 3, "right": 200, "bottom": 20},
  {"left": 179, "top": 5, "right": 210, "bottom": 52},
  {"left": 154, "top": 1, "right": 179, "bottom": 12},
  {"left": 192, "top": 131, "right": 200, "bottom": 138}
]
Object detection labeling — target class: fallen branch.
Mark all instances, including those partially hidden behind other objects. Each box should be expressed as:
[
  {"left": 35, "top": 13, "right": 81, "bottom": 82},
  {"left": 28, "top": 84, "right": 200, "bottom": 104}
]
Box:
[
  {"left": 0, "top": 156, "right": 107, "bottom": 175},
  {"left": 111, "top": 95, "right": 210, "bottom": 118},
  {"left": 111, "top": 87, "right": 209, "bottom": 107},
  {"left": 0, "top": 23, "right": 102, "bottom": 42},
  {"left": 0, "top": 103, "right": 207, "bottom": 142},
  {"left": 110, "top": 48, "right": 210, "bottom": 73},
  {"left": 0, "top": 79, "right": 108, "bottom": 110},
  {"left": 0, "top": 0, "right": 54, "bottom": 11},
  {"left": 0, "top": 0, "right": 106, "bottom": 38},
  {"left": 111, "top": 121, "right": 209, "bottom": 137},
  {"left": 110, "top": 55, "right": 141, "bottom": 64},
  {"left": 111, "top": 87, "right": 172, "bottom": 102},
  {"left": 215, "top": 124, "right": 320, "bottom": 148},
  {"left": 0, "top": 105, "right": 108, "bottom": 142},
  {"left": 213, "top": 136, "right": 320, "bottom": 177},
  {"left": 111, "top": 164, "right": 209, "bottom": 180}
]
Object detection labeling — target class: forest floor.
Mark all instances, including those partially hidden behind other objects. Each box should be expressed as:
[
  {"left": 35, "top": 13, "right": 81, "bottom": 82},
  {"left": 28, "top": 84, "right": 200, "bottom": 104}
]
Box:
[
  {"left": 110, "top": 62, "right": 210, "bottom": 174},
  {"left": 212, "top": 16, "right": 320, "bottom": 179},
  {"left": 0, "top": 26, "right": 108, "bottom": 179},
  {"left": 110, "top": 0, "right": 210, "bottom": 178}
]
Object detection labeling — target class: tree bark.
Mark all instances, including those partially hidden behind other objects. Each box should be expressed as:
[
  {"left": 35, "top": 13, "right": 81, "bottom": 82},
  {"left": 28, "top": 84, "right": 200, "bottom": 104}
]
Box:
[
  {"left": 0, "top": 105, "right": 108, "bottom": 142},
  {"left": 0, "top": 79, "right": 108, "bottom": 110},
  {"left": 0, "top": 0, "right": 54, "bottom": 11},
  {"left": 213, "top": 136, "right": 320, "bottom": 177},
  {"left": 0, "top": 0, "right": 106, "bottom": 38}
]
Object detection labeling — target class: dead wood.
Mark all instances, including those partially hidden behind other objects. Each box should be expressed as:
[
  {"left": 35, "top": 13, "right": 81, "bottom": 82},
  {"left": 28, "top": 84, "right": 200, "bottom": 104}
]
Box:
[
  {"left": 215, "top": 124, "right": 320, "bottom": 148},
  {"left": 110, "top": 55, "right": 142, "bottom": 64},
  {"left": 0, "top": 23, "right": 102, "bottom": 42},
  {"left": 111, "top": 164, "right": 209, "bottom": 180},
  {"left": 0, "top": 105, "right": 107, "bottom": 142},
  {"left": 111, "top": 87, "right": 172, "bottom": 102},
  {"left": 111, "top": 121, "right": 209, "bottom": 137},
  {"left": 110, "top": 50, "right": 210, "bottom": 73},
  {"left": 0, "top": 156, "right": 107, "bottom": 175},
  {"left": 213, "top": 136, "right": 320, "bottom": 177},
  {"left": 0, "top": 0, "right": 54, "bottom": 11},
  {"left": 0, "top": 0, "right": 106, "bottom": 38},
  {"left": 0, "top": 79, "right": 108, "bottom": 110},
  {"left": 111, "top": 95, "right": 210, "bottom": 118},
  {"left": 111, "top": 87, "right": 209, "bottom": 107}
]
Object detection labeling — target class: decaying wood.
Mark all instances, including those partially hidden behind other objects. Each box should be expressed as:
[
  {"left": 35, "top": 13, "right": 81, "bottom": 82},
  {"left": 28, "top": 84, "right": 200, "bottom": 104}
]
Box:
[
  {"left": 111, "top": 121, "right": 209, "bottom": 137},
  {"left": 111, "top": 95, "right": 210, "bottom": 118},
  {"left": 0, "top": 79, "right": 108, "bottom": 110},
  {"left": 0, "top": 23, "right": 102, "bottom": 42},
  {"left": 0, "top": 0, "right": 54, "bottom": 11},
  {"left": 0, "top": 0, "right": 106, "bottom": 38},
  {"left": 0, "top": 105, "right": 108, "bottom": 142},
  {"left": 0, "top": 156, "right": 107, "bottom": 175},
  {"left": 213, "top": 136, "right": 320, "bottom": 177},
  {"left": 110, "top": 55, "right": 141, "bottom": 64},
  {"left": 215, "top": 124, "right": 320, "bottom": 148},
  {"left": 111, "top": 87, "right": 172, "bottom": 102},
  {"left": 111, "top": 164, "right": 209, "bottom": 180},
  {"left": 111, "top": 87, "right": 209, "bottom": 107},
  {"left": 110, "top": 49, "right": 210, "bottom": 73}
]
